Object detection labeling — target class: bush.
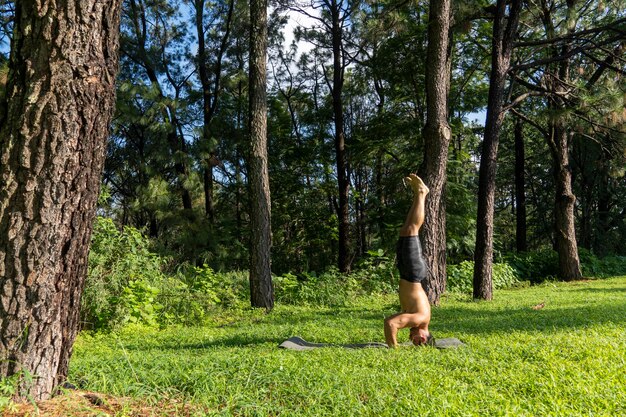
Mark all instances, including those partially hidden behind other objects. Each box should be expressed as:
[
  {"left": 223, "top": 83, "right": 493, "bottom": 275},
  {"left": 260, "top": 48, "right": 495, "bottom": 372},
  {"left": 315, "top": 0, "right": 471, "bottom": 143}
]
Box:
[
  {"left": 447, "top": 261, "right": 519, "bottom": 293},
  {"left": 84, "top": 217, "right": 167, "bottom": 330},
  {"left": 158, "top": 266, "right": 249, "bottom": 325},
  {"left": 274, "top": 250, "right": 397, "bottom": 306},
  {"left": 275, "top": 269, "right": 357, "bottom": 306},
  {"left": 350, "top": 249, "right": 397, "bottom": 294},
  {"left": 579, "top": 248, "right": 626, "bottom": 277},
  {"left": 503, "top": 249, "right": 560, "bottom": 283}
]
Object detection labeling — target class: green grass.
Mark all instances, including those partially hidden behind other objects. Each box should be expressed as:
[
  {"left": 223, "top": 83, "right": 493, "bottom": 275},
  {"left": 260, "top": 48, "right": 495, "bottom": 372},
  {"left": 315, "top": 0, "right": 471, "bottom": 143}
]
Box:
[{"left": 70, "top": 277, "right": 626, "bottom": 416}]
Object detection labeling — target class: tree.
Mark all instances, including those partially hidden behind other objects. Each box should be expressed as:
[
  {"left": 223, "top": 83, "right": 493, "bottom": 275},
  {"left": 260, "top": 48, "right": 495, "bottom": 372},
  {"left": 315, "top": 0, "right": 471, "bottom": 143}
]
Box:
[
  {"left": 249, "top": 0, "right": 274, "bottom": 309},
  {"left": 192, "top": 0, "right": 235, "bottom": 221},
  {"left": 0, "top": 0, "right": 123, "bottom": 400},
  {"left": 510, "top": 0, "right": 625, "bottom": 278},
  {"left": 122, "top": 0, "right": 194, "bottom": 211},
  {"left": 514, "top": 117, "right": 527, "bottom": 252},
  {"left": 284, "top": 0, "right": 361, "bottom": 273},
  {"left": 472, "top": 0, "right": 522, "bottom": 300},
  {"left": 419, "top": 0, "right": 452, "bottom": 305}
]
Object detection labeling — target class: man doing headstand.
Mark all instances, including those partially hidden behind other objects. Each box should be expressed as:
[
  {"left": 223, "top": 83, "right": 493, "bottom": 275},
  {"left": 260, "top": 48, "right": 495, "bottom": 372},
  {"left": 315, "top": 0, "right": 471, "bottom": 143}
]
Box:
[{"left": 384, "top": 174, "right": 434, "bottom": 348}]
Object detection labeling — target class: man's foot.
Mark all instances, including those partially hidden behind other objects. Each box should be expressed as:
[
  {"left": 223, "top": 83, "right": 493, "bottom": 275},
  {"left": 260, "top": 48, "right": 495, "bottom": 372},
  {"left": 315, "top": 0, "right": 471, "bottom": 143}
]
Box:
[{"left": 405, "top": 174, "right": 429, "bottom": 195}]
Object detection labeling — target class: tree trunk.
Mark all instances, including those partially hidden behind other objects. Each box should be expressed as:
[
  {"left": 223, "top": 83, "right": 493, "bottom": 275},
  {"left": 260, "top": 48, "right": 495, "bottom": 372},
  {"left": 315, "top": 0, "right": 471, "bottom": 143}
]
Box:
[
  {"left": 195, "top": 0, "right": 234, "bottom": 221},
  {"left": 330, "top": 0, "right": 350, "bottom": 273},
  {"left": 514, "top": 117, "right": 527, "bottom": 252},
  {"left": 473, "top": 0, "right": 522, "bottom": 300},
  {"left": 248, "top": 0, "right": 273, "bottom": 309},
  {"left": 420, "top": 0, "right": 452, "bottom": 305},
  {"left": 551, "top": 123, "right": 582, "bottom": 280},
  {"left": 0, "top": 0, "right": 122, "bottom": 401},
  {"left": 543, "top": 0, "right": 582, "bottom": 281}
]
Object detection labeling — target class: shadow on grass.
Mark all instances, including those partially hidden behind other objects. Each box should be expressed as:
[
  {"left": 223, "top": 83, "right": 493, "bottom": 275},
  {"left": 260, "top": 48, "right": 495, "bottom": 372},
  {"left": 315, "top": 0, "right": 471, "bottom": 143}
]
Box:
[
  {"left": 121, "top": 334, "right": 287, "bottom": 351},
  {"left": 435, "top": 301, "right": 626, "bottom": 335},
  {"left": 569, "top": 287, "right": 626, "bottom": 293}
]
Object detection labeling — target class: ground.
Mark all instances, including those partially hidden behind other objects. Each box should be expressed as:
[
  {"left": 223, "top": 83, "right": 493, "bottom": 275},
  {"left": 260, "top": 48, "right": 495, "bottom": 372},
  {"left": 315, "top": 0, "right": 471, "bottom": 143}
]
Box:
[{"left": 4, "top": 390, "right": 202, "bottom": 417}]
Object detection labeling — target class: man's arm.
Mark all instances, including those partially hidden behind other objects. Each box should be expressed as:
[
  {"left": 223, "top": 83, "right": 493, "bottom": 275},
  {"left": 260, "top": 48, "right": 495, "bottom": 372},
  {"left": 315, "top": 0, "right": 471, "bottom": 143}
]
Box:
[{"left": 384, "top": 317, "right": 399, "bottom": 348}]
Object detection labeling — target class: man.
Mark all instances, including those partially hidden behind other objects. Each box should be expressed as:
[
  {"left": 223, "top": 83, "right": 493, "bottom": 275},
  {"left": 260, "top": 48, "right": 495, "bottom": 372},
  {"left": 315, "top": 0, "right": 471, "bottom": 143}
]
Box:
[{"left": 384, "top": 174, "right": 434, "bottom": 348}]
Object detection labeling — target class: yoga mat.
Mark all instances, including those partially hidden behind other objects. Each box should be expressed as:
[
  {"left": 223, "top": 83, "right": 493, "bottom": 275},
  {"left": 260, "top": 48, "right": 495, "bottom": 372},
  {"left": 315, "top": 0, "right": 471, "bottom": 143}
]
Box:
[{"left": 279, "top": 336, "right": 465, "bottom": 350}]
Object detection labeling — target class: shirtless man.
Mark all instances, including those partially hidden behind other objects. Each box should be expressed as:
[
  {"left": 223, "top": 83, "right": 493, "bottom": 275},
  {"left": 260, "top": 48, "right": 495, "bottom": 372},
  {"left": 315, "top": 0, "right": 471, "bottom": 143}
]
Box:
[{"left": 384, "top": 174, "right": 434, "bottom": 348}]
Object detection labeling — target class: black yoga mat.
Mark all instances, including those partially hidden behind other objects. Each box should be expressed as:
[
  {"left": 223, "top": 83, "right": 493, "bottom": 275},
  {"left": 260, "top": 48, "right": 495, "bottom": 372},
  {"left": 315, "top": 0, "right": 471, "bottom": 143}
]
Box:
[{"left": 279, "top": 336, "right": 466, "bottom": 350}]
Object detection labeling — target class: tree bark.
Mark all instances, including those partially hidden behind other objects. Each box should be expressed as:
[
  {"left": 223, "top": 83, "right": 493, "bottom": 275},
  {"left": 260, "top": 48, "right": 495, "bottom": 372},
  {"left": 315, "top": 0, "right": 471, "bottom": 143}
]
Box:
[
  {"left": 551, "top": 122, "right": 582, "bottom": 280},
  {"left": 248, "top": 0, "right": 273, "bottom": 309},
  {"left": 0, "top": 0, "right": 122, "bottom": 401},
  {"left": 473, "top": 0, "right": 522, "bottom": 300},
  {"left": 420, "top": 0, "right": 452, "bottom": 305},
  {"left": 543, "top": 0, "right": 582, "bottom": 281}
]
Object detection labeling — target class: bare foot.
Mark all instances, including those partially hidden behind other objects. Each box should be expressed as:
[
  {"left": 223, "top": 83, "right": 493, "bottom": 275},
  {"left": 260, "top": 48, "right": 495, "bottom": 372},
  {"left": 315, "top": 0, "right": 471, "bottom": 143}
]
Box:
[{"left": 405, "top": 174, "right": 429, "bottom": 195}]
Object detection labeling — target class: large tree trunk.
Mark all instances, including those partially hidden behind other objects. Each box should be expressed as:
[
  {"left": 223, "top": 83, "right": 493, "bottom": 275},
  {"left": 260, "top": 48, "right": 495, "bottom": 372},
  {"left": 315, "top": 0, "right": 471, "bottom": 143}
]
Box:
[
  {"left": 473, "top": 0, "right": 522, "bottom": 300},
  {"left": 419, "top": 0, "right": 452, "bottom": 305},
  {"left": 0, "top": 0, "right": 122, "bottom": 401},
  {"left": 248, "top": 0, "right": 273, "bottom": 309},
  {"left": 543, "top": 0, "right": 582, "bottom": 281},
  {"left": 551, "top": 123, "right": 582, "bottom": 280},
  {"left": 330, "top": 0, "right": 350, "bottom": 273}
]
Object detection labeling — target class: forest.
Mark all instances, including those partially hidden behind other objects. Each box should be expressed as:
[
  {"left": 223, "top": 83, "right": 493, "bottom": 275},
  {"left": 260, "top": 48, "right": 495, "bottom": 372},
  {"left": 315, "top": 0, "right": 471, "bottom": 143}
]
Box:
[
  {"left": 90, "top": 0, "right": 625, "bottom": 297},
  {"left": 0, "top": 0, "right": 625, "bottom": 407}
]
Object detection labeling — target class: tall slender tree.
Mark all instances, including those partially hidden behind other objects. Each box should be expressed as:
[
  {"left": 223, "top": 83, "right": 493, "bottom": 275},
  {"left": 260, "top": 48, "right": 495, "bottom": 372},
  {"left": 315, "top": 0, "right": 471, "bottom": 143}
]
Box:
[
  {"left": 510, "top": 0, "right": 625, "bottom": 278},
  {"left": 122, "top": 0, "right": 193, "bottom": 211},
  {"left": 192, "top": 0, "right": 235, "bottom": 221},
  {"left": 249, "top": 0, "right": 273, "bottom": 309},
  {"left": 514, "top": 116, "right": 528, "bottom": 252},
  {"left": 420, "top": 0, "right": 452, "bottom": 305},
  {"left": 473, "top": 0, "right": 522, "bottom": 300},
  {"left": 0, "top": 0, "right": 123, "bottom": 400},
  {"left": 283, "top": 0, "right": 360, "bottom": 273}
]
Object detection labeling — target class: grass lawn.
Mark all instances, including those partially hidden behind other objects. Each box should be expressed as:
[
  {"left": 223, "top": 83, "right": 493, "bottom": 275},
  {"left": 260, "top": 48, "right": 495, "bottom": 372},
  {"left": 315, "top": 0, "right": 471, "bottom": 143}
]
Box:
[{"left": 18, "top": 276, "right": 626, "bottom": 416}]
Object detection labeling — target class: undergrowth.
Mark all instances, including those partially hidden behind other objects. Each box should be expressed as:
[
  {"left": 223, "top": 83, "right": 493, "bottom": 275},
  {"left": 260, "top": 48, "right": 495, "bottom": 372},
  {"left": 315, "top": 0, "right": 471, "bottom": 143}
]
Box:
[{"left": 84, "top": 217, "right": 626, "bottom": 330}]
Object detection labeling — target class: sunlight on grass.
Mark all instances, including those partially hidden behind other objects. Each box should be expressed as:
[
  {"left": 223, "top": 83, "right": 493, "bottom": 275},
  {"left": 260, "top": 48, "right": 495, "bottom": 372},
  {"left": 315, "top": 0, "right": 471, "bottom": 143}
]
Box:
[{"left": 70, "top": 277, "right": 626, "bottom": 416}]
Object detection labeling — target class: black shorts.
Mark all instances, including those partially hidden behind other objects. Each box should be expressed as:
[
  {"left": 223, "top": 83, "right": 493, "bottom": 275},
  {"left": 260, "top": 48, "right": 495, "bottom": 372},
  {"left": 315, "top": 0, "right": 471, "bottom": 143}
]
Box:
[{"left": 396, "top": 235, "right": 428, "bottom": 283}]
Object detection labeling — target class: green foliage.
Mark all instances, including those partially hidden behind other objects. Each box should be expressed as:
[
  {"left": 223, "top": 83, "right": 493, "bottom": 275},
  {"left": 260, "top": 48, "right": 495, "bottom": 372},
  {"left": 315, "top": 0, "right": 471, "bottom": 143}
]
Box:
[
  {"left": 503, "top": 250, "right": 560, "bottom": 283},
  {"left": 86, "top": 218, "right": 254, "bottom": 329},
  {"left": 0, "top": 373, "right": 18, "bottom": 413},
  {"left": 352, "top": 249, "right": 398, "bottom": 294},
  {"left": 119, "top": 279, "right": 162, "bottom": 327},
  {"left": 0, "top": 369, "right": 34, "bottom": 413},
  {"left": 579, "top": 249, "right": 626, "bottom": 278},
  {"left": 84, "top": 217, "right": 167, "bottom": 330},
  {"left": 274, "top": 269, "right": 358, "bottom": 306},
  {"left": 274, "top": 250, "right": 396, "bottom": 306},
  {"left": 447, "top": 261, "right": 519, "bottom": 293},
  {"left": 158, "top": 267, "right": 249, "bottom": 325}
]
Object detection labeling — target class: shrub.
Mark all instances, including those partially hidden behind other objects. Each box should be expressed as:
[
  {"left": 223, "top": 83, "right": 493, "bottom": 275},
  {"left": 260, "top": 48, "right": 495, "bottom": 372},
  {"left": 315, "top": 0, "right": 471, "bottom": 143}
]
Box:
[
  {"left": 579, "top": 248, "right": 626, "bottom": 277},
  {"left": 158, "top": 266, "right": 249, "bottom": 325},
  {"left": 350, "top": 249, "right": 397, "bottom": 294},
  {"left": 446, "top": 261, "right": 519, "bottom": 293},
  {"left": 275, "top": 269, "right": 356, "bottom": 306},
  {"left": 503, "top": 249, "right": 560, "bottom": 283},
  {"left": 84, "top": 217, "right": 167, "bottom": 330}
]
